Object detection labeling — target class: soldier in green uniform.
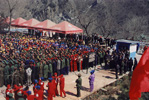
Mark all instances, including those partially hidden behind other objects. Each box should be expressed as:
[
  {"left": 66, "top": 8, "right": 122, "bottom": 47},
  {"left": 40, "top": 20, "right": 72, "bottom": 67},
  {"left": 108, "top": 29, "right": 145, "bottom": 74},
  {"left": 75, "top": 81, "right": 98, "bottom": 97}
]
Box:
[
  {"left": 9, "top": 62, "right": 15, "bottom": 85},
  {"left": 43, "top": 61, "right": 49, "bottom": 80},
  {"left": 48, "top": 60, "right": 53, "bottom": 77},
  {"left": 13, "top": 67, "right": 20, "bottom": 86},
  {"left": 75, "top": 73, "right": 82, "bottom": 97},
  {"left": 39, "top": 60, "right": 43, "bottom": 78},
  {"left": 0, "top": 65, "right": 4, "bottom": 87},
  {"left": 4, "top": 62, "right": 10, "bottom": 86}
]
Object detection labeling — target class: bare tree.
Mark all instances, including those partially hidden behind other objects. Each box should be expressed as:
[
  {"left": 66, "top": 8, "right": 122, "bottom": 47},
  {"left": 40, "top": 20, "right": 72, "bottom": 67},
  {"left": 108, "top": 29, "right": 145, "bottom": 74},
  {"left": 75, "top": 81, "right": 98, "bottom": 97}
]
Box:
[
  {"left": 6, "top": 0, "right": 18, "bottom": 34},
  {"left": 122, "top": 16, "right": 148, "bottom": 40}
]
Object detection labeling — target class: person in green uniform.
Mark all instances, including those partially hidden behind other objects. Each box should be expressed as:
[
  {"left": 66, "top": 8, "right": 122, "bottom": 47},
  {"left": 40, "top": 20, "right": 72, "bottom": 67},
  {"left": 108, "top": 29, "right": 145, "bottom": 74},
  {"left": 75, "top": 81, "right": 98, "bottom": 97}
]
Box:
[
  {"left": 75, "top": 73, "right": 82, "bottom": 97},
  {"left": 4, "top": 62, "right": 10, "bottom": 86},
  {"left": 43, "top": 61, "right": 49, "bottom": 80},
  {"left": 0, "top": 65, "right": 4, "bottom": 87},
  {"left": 48, "top": 60, "right": 53, "bottom": 77},
  {"left": 38, "top": 60, "right": 43, "bottom": 78}
]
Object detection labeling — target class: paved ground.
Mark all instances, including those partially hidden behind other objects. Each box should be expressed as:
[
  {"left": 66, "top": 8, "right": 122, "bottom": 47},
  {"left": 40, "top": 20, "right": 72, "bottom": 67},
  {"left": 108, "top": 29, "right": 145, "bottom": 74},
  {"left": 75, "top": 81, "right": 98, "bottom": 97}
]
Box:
[{"left": 0, "top": 54, "right": 142, "bottom": 100}]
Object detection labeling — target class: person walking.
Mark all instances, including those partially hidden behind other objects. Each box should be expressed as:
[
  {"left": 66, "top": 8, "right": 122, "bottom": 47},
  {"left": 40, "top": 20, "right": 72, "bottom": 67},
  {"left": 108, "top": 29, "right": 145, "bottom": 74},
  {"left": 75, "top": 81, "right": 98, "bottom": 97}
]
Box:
[
  {"left": 75, "top": 73, "right": 82, "bottom": 97},
  {"left": 89, "top": 70, "right": 95, "bottom": 92}
]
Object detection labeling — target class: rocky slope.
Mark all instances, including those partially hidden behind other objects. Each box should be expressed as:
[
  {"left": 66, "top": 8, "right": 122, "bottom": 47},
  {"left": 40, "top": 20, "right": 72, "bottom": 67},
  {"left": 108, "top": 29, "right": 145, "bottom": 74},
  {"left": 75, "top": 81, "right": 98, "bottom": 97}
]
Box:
[{"left": 0, "top": 0, "right": 149, "bottom": 40}]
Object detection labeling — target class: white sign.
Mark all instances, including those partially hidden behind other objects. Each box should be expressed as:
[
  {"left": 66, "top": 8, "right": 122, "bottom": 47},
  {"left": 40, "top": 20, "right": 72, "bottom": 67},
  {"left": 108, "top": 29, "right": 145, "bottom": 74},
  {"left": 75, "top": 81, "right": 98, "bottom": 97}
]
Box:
[{"left": 130, "top": 44, "right": 137, "bottom": 53}]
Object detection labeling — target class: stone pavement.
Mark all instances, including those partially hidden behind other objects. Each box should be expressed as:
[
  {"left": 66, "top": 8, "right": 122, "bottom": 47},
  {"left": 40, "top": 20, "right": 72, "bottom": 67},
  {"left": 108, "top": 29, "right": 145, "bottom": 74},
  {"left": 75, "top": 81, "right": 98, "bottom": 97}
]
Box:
[{"left": 0, "top": 54, "right": 141, "bottom": 100}]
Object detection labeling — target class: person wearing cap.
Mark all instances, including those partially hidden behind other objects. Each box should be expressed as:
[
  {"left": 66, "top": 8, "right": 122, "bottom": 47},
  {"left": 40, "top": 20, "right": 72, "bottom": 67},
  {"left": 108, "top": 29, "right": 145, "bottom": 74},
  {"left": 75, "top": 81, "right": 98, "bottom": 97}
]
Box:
[
  {"left": 53, "top": 72, "right": 59, "bottom": 96},
  {"left": 89, "top": 70, "right": 95, "bottom": 92},
  {"left": 4, "top": 62, "right": 10, "bottom": 86},
  {"left": 38, "top": 77, "right": 44, "bottom": 91},
  {"left": 35, "top": 85, "right": 44, "bottom": 100},
  {"left": 13, "top": 67, "right": 20, "bottom": 86},
  {"left": 26, "top": 91, "right": 36, "bottom": 100},
  {"left": 57, "top": 58, "right": 61, "bottom": 76},
  {"left": 59, "top": 74, "right": 66, "bottom": 97},
  {"left": 48, "top": 60, "right": 53, "bottom": 77},
  {"left": 6, "top": 84, "right": 13, "bottom": 100},
  {"left": 43, "top": 61, "right": 49, "bottom": 80},
  {"left": 33, "top": 80, "right": 38, "bottom": 93},
  {"left": 38, "top": 60, "right": 43, "bottom": 78},
  {"left": 47, "top": 78, "right": 54, "bottom": 100},
  {"left": 0, "top": 65, "right": 4, "bottom": 87},
  {"left": 22, "top": 86, "right": 29, "bottom": 99},
  {"left": 75, "top": 73, "right": 82, "bottom": 97}
]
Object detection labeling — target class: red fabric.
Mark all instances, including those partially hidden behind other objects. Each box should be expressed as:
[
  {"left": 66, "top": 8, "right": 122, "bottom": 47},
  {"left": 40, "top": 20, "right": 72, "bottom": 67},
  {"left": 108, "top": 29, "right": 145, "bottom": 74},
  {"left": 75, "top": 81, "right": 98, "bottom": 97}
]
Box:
[
  {"left": 6, "top": 89, "right": 12, "bottom": 100},
  {"left": 60, "top": 77, "right": 66, "bottom": 97},
  {"left": 11, "top": 17, "right": 27, "bottom": 27},
  {"left": 129, "top": 47, "right": 149, "bottom": 99},
  {"left": 35, "top": 90, "right": 44, "bottom": 100},
  {"left": 27, "top": 95, "right": 36, "bottom": 100},
  {"left": 19, "top": 18, "right": 40, "bottom": 28},
  {"left": 49, "top": 21, "right": 83, "bottom": 34},
  {"left": 47, "top": 82, "right": 54, "bottom": 100},
  {"left": 74, "top": 57, "right": 78, "bottom": 71},
  {"left": 33, "top": 19, "right": 56, "bottom": 30},
  {"left": 52, "top": 79, "right": 56, "bottom": 97}
]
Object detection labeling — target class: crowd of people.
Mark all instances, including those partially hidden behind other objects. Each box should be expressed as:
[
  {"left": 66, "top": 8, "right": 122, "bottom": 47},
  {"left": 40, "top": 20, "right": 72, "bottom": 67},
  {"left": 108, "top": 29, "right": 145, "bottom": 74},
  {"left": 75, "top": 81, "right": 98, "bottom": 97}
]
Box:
[
  {"left": 0, "top": 33, "right": 116, "bottom": 87},
  {"left": 0, "top": 32, "right": 138, "bottom": 99},
  {"left": 5, "top": 72, "right": 65, "bottom": 100}
]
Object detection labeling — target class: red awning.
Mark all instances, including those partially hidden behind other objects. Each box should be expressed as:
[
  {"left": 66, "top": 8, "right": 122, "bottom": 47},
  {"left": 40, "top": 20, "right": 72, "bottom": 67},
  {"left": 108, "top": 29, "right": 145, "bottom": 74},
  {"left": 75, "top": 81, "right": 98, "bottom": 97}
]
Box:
[
  {"left": 49, "top": 21, "right": 83, "bottom": 34},
  {"left": 5, "top": 17, "right": 15, "bottom": 23},
  {"left": 19, "top": 18, "right": 40, "bottom": 29},
  {"left": 11, "top": 17, "right": 27, "bottom": 27},
  {"left": 33, "top": 19, "right": 56, "bottom": 30}
]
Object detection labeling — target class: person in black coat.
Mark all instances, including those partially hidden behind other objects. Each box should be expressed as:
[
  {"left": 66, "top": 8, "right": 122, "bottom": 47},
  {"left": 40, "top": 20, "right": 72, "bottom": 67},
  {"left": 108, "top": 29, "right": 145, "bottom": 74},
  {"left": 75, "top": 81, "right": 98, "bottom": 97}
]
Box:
[{"left": 133, "top": 58, "right": 137, "bottom": 71}]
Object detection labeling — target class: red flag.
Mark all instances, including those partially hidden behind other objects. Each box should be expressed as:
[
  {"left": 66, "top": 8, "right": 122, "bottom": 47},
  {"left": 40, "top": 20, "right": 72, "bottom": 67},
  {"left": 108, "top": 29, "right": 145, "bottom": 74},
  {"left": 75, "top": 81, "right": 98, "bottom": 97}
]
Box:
[{"left": 129, "top": 47, "right": 149, "bottom": 99}]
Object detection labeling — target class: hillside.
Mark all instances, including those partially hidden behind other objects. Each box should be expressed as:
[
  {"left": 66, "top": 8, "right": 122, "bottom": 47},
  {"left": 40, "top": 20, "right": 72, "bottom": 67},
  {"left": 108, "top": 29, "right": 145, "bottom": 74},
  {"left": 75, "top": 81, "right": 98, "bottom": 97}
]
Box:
[{"left": 0, "top": 0, "right": 149, "bottom": 40}]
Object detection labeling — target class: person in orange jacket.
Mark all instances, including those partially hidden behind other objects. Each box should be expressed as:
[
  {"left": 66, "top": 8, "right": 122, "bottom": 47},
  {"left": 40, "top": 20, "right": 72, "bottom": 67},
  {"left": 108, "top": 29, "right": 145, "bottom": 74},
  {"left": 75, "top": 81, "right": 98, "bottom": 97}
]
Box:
[
  {"left": 59, "top": 74, "right": 66, "bottom": 97},
  {"left": 35, "top": 85, "right": 44, "bottom": 100},
  {"left": 47, "top": 78, "right": 54, "bottom": 100}
]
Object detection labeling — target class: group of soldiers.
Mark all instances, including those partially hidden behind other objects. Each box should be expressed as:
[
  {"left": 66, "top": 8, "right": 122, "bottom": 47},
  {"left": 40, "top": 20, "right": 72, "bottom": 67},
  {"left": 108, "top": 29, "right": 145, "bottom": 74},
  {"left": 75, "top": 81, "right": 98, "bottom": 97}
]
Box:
[
  {"left": 5, "top": 72, "right": 66, "bottom": 100},
  {"left": 0, "top": 33, "right": 113, "bottom": 87}
]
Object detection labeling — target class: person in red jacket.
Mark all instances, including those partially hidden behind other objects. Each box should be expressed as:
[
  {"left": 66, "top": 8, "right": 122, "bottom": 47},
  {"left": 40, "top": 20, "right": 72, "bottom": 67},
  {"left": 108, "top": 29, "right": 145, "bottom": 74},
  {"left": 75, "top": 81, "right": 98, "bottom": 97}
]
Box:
[
  {"left": 52, "top": 76, "right": 56, "bottom": 97},
  {"left": 26, "top": 91, "right": 36, "bottom": 100},
  {"left": 47, "top": 78, "right": 54, "bottom": 100},
  {"left": 33, "top": 80, "right": 38, "bottom": 93},
  {"left": 38, "top": 77, "right": 44, "bottom": 91},
  {"left": 53, "top": 73, "right": 59, "bottom": 96},
  {"left": 6, "top": 84, "right": 13, "bottom": 100},
  {"left": 59, "top": 74, "right": 66, "bottom": 97},
  {"left": 35, "top": 85, "right": 44, "bottom": 100}
]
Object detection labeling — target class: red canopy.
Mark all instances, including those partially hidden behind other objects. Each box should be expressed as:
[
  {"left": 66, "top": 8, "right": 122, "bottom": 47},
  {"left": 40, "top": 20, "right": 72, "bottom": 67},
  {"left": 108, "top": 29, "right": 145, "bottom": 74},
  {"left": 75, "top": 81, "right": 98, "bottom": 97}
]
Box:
[
  {"left": 49, "top": 21, "right": 83, "bottom": 34},
  {"left": 19, "top": 18, "right": 40, "bottom": 28},
  {"left": 11, "top": 17, "right": 27, "bottom": 27},
  {"left": 5, "top": 17, "right": 15, "bottom": 23},
  {"left": 33, "top": 19, "right": 56, "bottom": 30}
]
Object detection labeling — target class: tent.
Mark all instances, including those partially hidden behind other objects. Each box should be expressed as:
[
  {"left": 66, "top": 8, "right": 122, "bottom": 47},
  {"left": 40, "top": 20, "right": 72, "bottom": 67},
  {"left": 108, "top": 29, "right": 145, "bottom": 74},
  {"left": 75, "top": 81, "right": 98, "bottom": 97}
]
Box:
[
  {"left": 11, "top": 17, "right": 27, "bottom": 27},
  {"left": 5, "top": 17, "right": 15, "bottom": 23},
  {"left": 33, "top": 19, "right": 56, "bottom": 30},
  {"left": 19, "top": 18, "right": 40, "bottom": 29},
  {"left": 49, "top": 21, "right": 83, "bottom": 34}
]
